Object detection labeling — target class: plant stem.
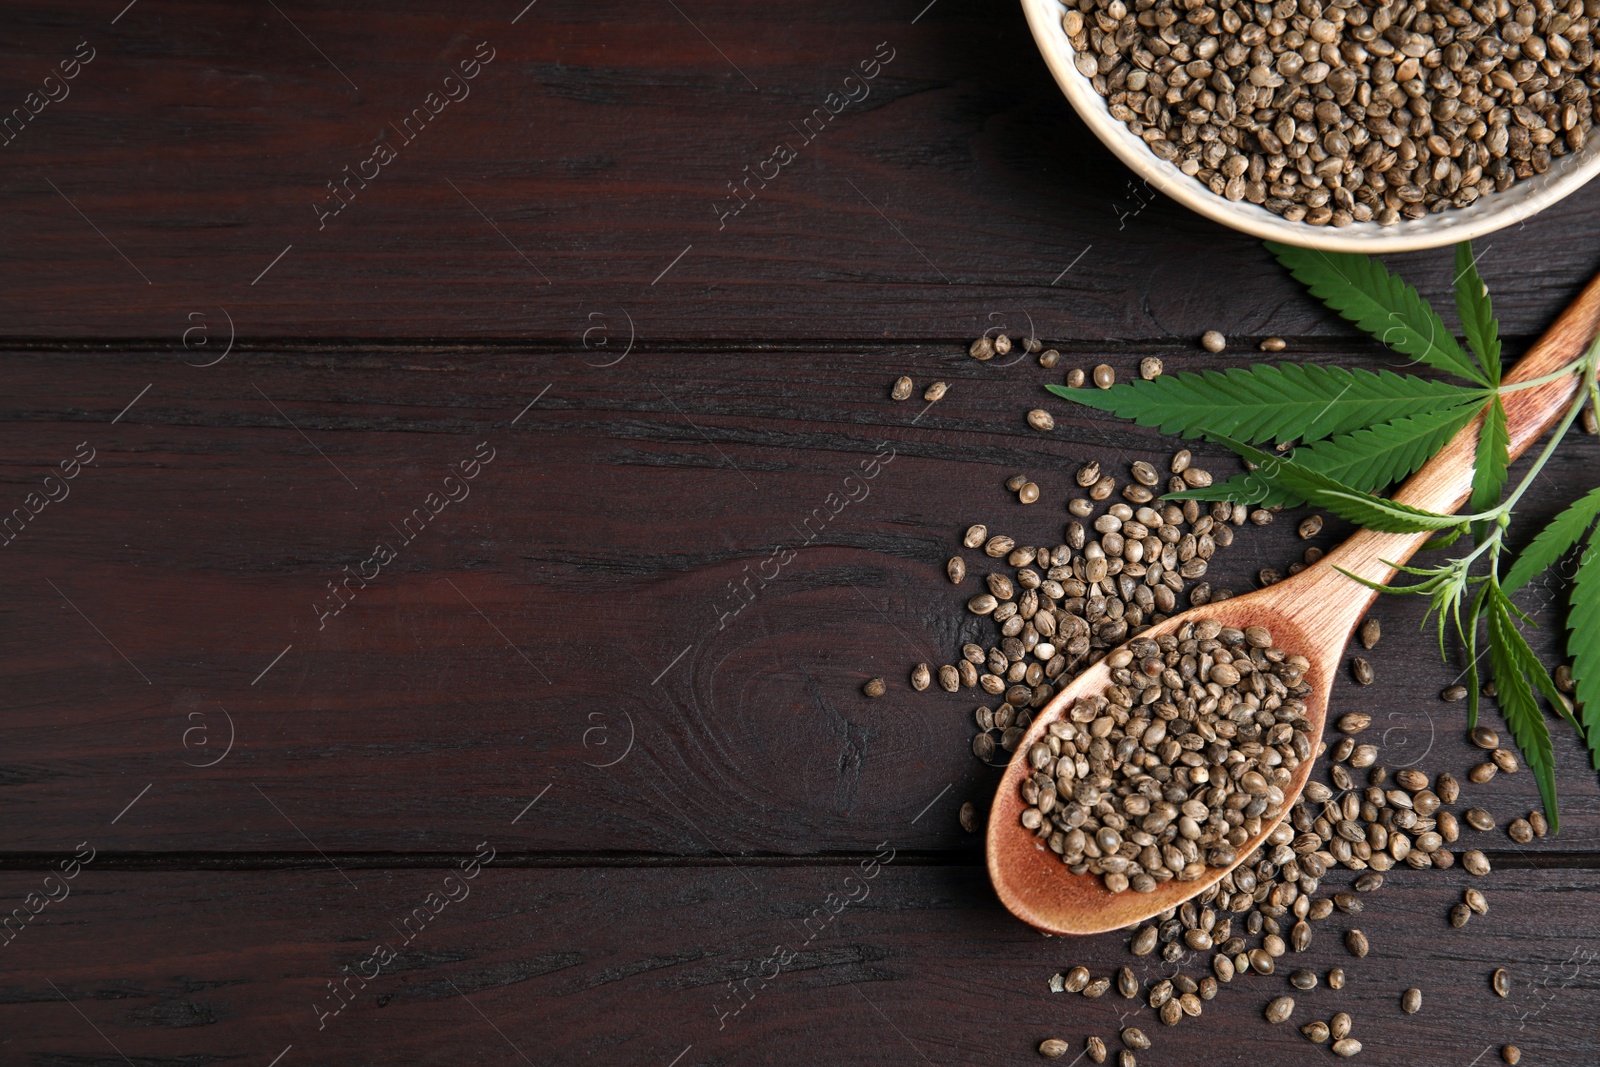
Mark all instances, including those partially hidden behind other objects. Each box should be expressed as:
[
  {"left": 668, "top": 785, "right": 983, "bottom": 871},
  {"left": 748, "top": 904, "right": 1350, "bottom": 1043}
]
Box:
[
  {"left": 1494, "top": 332, "right": 1600, "bottom": 518},
  {"left": 1496, "top": 353, "right": 1590, "bottom": 394}
]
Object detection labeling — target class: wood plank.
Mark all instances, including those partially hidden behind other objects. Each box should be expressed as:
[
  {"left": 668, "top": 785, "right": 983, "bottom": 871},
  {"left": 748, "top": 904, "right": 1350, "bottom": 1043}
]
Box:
[
  {"left": 1, "top": 345, "right": 1596, "bottom": 853},
  {"left": 1, "top": 1, "right": 1598, "bottom": 339},
  {"left": 2, "top": 863, "right": 1596, "bottom": 1064}
]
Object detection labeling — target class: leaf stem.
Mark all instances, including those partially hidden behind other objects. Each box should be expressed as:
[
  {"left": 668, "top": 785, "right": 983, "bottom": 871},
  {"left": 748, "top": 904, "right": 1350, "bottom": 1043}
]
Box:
[
  {"left": 1495, "top": 352, "right": 1591, "bottom": 394},
  {"left": 1493, "top": 332, "right": 1600, "bottom": 519}
]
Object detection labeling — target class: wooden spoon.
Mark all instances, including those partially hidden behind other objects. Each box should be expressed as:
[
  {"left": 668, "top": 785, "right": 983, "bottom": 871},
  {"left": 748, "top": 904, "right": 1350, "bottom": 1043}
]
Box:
[{"left": 988, "top": 271, "right": 1600, "bottom": 936}]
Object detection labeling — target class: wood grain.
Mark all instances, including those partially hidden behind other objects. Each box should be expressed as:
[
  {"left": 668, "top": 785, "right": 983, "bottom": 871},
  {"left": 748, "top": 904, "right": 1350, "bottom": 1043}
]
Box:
[
  {"left": 3, "top": 2, "right": 1599, "bottom": 1059},
  {"left": 0, "top": 344, "right": 1595, "bottom": 854},
  {"left": 0, "top": 0, "right": 1597, "bottom": 340},
  {"left": 2, "top": 864, "right": 1596, "bottom": 1065}
]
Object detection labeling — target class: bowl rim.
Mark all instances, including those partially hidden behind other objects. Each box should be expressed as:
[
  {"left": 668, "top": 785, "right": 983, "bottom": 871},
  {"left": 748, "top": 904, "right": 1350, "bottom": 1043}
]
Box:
[{"left": 1020, "top": 0, "right": 1600, "bottom": 253}]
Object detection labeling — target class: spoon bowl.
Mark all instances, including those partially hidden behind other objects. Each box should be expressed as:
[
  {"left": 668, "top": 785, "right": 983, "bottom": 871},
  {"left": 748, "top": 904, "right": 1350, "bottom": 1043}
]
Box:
[
  {"left": 987, "top": 589, "right": 1329, "bottom": 935},
  {"left": 987, "top": 269, "right": 1600, "bottom": 935}
]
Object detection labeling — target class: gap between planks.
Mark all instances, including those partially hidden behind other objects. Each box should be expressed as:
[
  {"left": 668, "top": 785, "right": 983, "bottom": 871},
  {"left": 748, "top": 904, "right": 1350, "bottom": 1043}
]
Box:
[
  {"left": 0, "top": 849, "right": 1597, "bottom": 871},
  {"left": 0, "top": 336, "right": 1548, "bottom": 355}
]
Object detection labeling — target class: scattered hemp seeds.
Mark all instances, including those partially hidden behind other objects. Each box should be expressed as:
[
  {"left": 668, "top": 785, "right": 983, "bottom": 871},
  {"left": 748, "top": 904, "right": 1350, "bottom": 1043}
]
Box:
[{"left": 920, "top": 332, "right": 1537, "bottom": 1063}]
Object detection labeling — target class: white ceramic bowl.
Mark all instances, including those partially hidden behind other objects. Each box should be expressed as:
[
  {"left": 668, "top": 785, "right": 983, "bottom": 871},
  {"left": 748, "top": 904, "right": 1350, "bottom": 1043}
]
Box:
[{"left": 1021, "top": 0, "right": 1600, "bottom": 251}]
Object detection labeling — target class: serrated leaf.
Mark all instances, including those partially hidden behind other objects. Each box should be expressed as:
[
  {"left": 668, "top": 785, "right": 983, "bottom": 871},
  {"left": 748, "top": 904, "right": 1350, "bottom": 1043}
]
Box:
[
  {"left": 1201, "top": 435, "right": 1466, "bottom": 532},
  {"left": 1454, "top": 241, "right": 1502, "bottom": 383},
  {"left": 1470, "top": 396, "right": 1509, "bottom": 543},
  {"left": 1269, "top": 242, "right": 1491, "bottom": 386},
  {"left": 1177, "top": 404, "right": 1480, "bottom": 506},
  {"left": 1494, "top": 588, "right": 1581, "bottom": 733},
  {"left": 1044, "top": 364, "right": 1486, "bottom": 445},
  {"left": 1423, "top": 526, "right": 1466, "bottom": 551},
  {"left": 1569, "top": 533, "right": 1600, "bottom": 770},
  {"left": 1503, "top": 485, "right": 1600, "bottom": 593},
  {"left": 1464, "top": 584, "right": 1490, "bottom": 730},
  {"left": 1486, "top": 590, "right": 1560, "bottom": 830}
]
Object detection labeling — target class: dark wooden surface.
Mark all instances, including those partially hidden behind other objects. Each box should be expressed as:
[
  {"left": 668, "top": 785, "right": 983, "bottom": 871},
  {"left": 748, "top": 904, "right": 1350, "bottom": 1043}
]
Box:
[{"left": 2, "top": 1, "right": 1599, "bottom": 1064}]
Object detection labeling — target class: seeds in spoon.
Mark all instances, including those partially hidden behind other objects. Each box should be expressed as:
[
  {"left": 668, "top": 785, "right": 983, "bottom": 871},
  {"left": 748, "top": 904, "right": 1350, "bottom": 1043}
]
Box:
[{"left": 1017, "top": 618, "right": 1312, "bottom": 892}]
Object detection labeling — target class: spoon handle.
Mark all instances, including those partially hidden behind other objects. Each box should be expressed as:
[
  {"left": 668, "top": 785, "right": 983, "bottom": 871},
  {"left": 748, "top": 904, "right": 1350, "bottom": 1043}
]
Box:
[{"left": 1306, "top": 267, "right": 1600, "bottom": 627}]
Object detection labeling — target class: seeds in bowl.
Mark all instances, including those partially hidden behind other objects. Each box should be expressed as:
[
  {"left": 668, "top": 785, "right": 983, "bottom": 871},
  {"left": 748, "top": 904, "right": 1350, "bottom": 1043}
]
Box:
[
  {"left": 1016, "top": 618, "right": 1313, "bottom": 893},
  {"left": 1054, "top": 0, "right": 1600, "bottom": 226}
]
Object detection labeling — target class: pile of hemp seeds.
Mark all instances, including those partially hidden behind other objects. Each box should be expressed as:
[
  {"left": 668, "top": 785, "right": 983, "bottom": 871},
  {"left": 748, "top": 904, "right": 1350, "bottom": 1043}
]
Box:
[{"left": 1057, "top": 0, "right": 1600, "bottom": 226}]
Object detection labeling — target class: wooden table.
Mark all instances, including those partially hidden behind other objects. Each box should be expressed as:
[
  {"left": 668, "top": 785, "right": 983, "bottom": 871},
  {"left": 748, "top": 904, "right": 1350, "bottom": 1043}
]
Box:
[{"left": 3, "top": 2, "right": 1598, "bottom": 1064}]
